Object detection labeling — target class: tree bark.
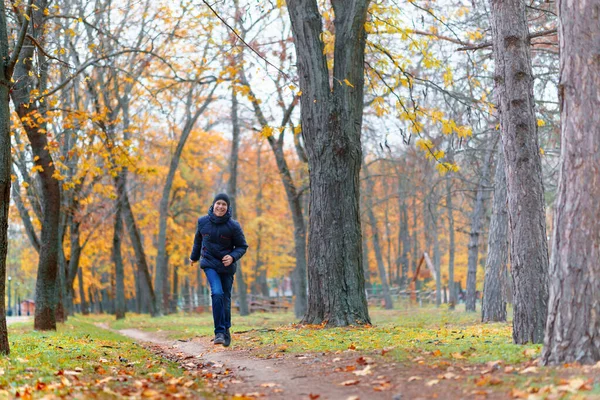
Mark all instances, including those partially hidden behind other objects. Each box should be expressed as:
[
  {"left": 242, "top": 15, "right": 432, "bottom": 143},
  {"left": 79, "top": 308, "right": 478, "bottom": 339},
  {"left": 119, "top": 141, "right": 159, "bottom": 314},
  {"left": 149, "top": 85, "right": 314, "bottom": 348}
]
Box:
[
  {"left": 466, "top": 148, "right": 493, "bottom": 312},
  {"left": 482, "top": 147, "right": 509, "bottom": 322},
  {"left": 490, "top": 0, "right": 549, "bottom": 344},
  {"left": 287, "top": 0, "right": 371, "bottom": 326},
  {"left": 363, "top": 162, "right": 393, "bottom": 309},
  {"left": 542, "top": 0, "right": 600, "bottom": 365}
]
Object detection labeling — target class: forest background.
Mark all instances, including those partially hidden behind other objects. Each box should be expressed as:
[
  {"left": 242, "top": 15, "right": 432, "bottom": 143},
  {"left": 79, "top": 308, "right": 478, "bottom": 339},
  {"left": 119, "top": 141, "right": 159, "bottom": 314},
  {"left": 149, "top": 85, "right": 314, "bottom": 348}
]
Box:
[{"left": 2, "top": 0, "right": 560, "bottom": 338}]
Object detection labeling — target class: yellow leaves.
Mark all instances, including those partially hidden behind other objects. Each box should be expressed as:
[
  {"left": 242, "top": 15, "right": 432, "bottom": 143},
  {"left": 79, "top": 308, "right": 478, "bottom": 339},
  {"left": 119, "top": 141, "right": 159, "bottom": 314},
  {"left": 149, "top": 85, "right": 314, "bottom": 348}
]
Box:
[
  {"left": 466, "top": 29, "right": 484, "bottom": 41},
  {"left": 537, "top": 119, "right": 546, "bottom": 127},
  {"left": 371, "top": 97, "right": 388, "bottom": 117},
  {"left": 436, "top": 162, "right": 459, "bottom": 176},
  {"left": 343, "top": 78, "right": 354, "bottom": 88},
  {"left": 31, "top": 165, "right": 44, "bottom": 174},
  {"left": 443, "top": 67, "right": 453, "bottom": 87},
  {"left": 10, "top": 174, "right": 16, "bottom": 182},
  {"left": 260, "top": 125, "right": 274, "bottom": 138},
  {"left": 293, "top": 125, "right": 302, "bottom": 135},
  {"left": 52, "top": 170, "right": 65, "bottom": 181},
  {"left": 440, "top": 119, "right": 472, "bottom": 138}
]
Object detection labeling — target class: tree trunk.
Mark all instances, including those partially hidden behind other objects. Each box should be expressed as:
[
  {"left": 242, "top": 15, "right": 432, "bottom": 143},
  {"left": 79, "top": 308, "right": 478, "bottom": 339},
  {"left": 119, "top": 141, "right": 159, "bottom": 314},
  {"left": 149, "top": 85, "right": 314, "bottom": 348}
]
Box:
[
  {"left": 113, "top": 172, "right": 126, "bottom": 320},
  {"left": 228, "top": 86, "right": 249, "bottom": 316},
  {"left": 431, "top": 201, "right": 442, "bottom": 306},
  {"left": 397, "top": 175, "right": 410, "bottom": 289},
  {"left": 542, "top": 0, "right": 600, "bottom": 365},
  {"left": 122, "top": 194, "right": 157, "bottom": 316},
  {"left": 288, "top": 0, "right": 371, "bottom": 326},
  {"left": 362, "top": 226, "right": 372, "bottom": 289},
  {"left": 10, "top": 0, "right": 58, "bottom": 331},
  {"left": 490, "top": 0, "right": 549, "bottom": 344},
  {"left": 482, "top": 147, "right": 509, "bottom": 322},
  {"left": 77, "top": 266, "right": 89, "bottom": 315},
  {"left": 172, "top": 263, "right": 179, "bottom": 313},
  {"left": 363, "top": 162, "right": 393, "bottom": 309},
  {"left": 446, "top": 174, "right": 456, "bottom": 309},
  {"left": 238, "top": 70, "right": 308, "bottom": 318},
  {"left": 155, "top": 85, "right": 215, "bottom": 315},
  {"left": 466, "top": 148, "right": 493, "bottom": 312},
  {"left": 0, "top": 1, "right": 13, "bottom": 355}
]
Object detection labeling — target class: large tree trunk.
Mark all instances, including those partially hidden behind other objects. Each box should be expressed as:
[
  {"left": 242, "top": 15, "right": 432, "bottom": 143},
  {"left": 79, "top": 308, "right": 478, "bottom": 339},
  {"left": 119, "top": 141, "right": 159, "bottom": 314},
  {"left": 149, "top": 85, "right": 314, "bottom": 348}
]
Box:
[
  {"left": 466, "top": 148, "right": 493, "bottom": 312},
  {"left": 490, "top": 0, "right": 549, "bottom": 344},
  {"left": 363, "top": 162, "right": 393, "bottom": 309},
  {"left": 482, "top": 147, "right": 509, "bottom": 322},
  {"left": 228, "top": 86, "right": 249, "bottom": 316},
  {"left": 542, "top": 0, "right": 600, "bottom": 365},
  {"left": 0, "top": 1, "right": 14, "bottom": 355},
  {"left": 11, "top": 0, "right": 59, "bottom": 331},
  {"left": 288, "top": 0, "right": 371, "bottom": 326}
]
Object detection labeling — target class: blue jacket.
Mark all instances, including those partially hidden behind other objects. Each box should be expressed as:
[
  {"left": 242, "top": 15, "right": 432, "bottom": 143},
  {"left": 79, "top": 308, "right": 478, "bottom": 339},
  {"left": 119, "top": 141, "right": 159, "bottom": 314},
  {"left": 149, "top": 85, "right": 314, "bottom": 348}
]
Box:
[{"left": 190, "top": 206, "right": 248, "bottom": 275}]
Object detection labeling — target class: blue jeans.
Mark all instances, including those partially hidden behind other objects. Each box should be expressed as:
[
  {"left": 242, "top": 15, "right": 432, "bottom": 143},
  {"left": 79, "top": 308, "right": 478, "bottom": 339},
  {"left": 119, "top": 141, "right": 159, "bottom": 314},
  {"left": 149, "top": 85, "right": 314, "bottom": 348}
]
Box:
[{"left": 204, "top": 268, "right": 234, "bottom": 334}]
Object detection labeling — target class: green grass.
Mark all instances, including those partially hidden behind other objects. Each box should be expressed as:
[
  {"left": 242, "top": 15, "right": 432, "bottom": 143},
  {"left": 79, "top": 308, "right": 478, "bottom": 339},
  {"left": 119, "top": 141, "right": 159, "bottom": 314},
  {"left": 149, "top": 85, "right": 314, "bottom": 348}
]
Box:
[{"left": 2, "top": 318, "right": 211, "bottom": 398}]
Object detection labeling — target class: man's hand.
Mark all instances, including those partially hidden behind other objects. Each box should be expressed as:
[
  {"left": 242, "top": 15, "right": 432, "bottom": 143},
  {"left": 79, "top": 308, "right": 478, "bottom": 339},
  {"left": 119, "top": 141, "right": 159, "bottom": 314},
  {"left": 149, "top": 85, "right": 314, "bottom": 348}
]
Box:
[
  {"left": 190, "top": 259, "right": 196, "bottom": 267},
  {"left": 222, "top": 255, "right": 234, "bottom": 267}
]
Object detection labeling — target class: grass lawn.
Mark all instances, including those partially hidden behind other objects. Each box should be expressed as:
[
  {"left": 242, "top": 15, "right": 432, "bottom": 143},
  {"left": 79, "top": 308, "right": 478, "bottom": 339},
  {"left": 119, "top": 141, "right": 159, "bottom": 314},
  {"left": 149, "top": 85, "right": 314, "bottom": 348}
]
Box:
[{"left": 2, "top": 318, "right": 212, "bottom": 398}]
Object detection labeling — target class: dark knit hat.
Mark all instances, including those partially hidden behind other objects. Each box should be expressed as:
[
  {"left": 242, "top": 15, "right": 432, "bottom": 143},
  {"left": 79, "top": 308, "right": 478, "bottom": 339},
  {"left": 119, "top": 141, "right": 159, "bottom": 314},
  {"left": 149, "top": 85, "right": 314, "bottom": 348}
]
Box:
[{"left": 213, "top": 193, "right": 230, "bottom": 208}]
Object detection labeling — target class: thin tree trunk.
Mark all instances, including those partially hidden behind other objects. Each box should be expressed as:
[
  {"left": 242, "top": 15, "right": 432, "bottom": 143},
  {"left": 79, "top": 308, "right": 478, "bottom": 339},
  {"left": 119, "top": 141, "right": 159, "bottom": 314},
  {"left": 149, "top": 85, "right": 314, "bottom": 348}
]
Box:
[
  {"left": 122, "top": 194, "right": 157, "bottom": 316},
  {"left": 113, "top": 172, "right": 126, "bottom": 320},
  {"left": 238, "top": 71, "right": 308, "bottom": 318},
  {"left": 466, "top": 148, "right": 493, "bottom": 312},
  {"left": 364, "top": 162, "right": 393, "bottom": 309},
  {"left": 155, "top": 85, "right": 215, "bottom": 315},
  {"left": 446, "top": 174, "right": 456, "bottom": 309},
  {"left": 77, "top": 266, "right": 89, "bottom": 315},
  {"left": 482, "top": 147, "right": 509, "bottom": 322},
  {"left": 398, "top": 175, "right": 410, "bottom": 289},
  {"left": 172, "top": 264, "right": 179, "bottom": 313},
  {"left": 362, "top": 226, "right": 372, "bottom": 289},
  {"left": 490, "top": 0, "right": 549, "bottom": 344},
  {"left": 542, "top": 0, "right": 600, "bottom": 364},
  {"left": 228, "top": 86, "right": 249, "bottom": 316}
]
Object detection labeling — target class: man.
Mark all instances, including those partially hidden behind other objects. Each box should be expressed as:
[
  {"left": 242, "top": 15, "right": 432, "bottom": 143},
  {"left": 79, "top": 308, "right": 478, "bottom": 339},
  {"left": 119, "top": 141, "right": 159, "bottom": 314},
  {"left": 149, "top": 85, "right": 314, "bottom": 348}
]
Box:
[{"left": 190, "top": 193, "right": 248, "bottom": 347}]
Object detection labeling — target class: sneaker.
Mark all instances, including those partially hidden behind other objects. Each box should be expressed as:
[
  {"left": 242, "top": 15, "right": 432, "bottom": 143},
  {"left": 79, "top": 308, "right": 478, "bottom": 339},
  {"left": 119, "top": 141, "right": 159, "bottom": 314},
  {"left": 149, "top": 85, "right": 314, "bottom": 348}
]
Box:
[
  {"left": 214, "top": 333, "right": 226, "bottom": 345},
  {"left": 223, "top": 329, "right": 231, "bottom": 347}
]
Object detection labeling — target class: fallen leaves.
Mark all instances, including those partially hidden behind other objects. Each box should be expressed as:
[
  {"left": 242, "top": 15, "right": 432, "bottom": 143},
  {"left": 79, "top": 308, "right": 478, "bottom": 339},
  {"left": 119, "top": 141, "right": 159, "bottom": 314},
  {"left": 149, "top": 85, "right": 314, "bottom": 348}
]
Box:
[
  {"left": 352, "top": 365, "right": 372, "bottom": 376},
  {"left": 339, "top": 379, "right": 360, "bottom": 386}
]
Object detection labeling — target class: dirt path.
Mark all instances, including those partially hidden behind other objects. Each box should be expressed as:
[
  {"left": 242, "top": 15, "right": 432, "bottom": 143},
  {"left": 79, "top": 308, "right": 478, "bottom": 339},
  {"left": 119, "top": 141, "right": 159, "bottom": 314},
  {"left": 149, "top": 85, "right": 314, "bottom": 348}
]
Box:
[
  {"left": 105, "top": 327, "right": 512, "bottom": 400},
  {"left": 114, "top": 328, "right": 391, "bottom": 399}
]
